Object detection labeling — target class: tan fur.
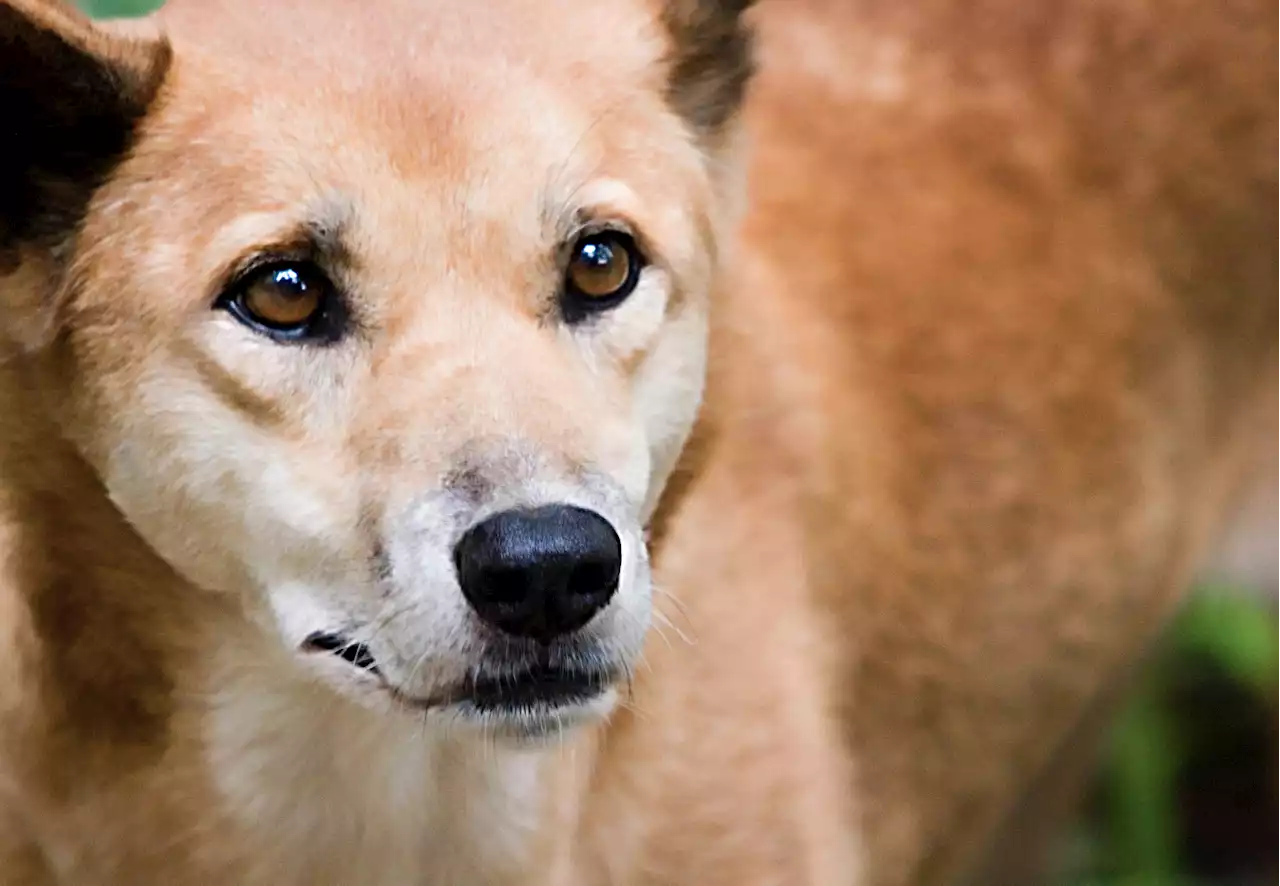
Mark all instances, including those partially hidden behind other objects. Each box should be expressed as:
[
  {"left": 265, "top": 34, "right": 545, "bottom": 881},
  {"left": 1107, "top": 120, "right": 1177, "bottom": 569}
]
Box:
[{"left": 0, "top": 0, "right": 1273, "bottom": 884}]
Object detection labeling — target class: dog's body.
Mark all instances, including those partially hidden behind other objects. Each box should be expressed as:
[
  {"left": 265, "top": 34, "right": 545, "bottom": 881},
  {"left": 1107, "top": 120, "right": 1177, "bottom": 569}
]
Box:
[{"left": 0, "top": 0, "right": 1273, "bottom": 884}]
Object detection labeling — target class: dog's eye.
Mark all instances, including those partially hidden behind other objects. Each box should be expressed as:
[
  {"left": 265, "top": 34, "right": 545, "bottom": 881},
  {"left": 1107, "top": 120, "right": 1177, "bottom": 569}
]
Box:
[
  {"left": 562, "top": 231, "right": 643, "bottom": 318},
  {"left": 221, "top": 261, "right": 340, "bottom": 342}
]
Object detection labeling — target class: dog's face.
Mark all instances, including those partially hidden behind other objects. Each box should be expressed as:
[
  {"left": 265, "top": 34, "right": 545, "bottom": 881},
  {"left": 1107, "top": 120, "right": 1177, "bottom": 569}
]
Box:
[{"left": 1, "top": 0, "right": 752, "bottom": 738}]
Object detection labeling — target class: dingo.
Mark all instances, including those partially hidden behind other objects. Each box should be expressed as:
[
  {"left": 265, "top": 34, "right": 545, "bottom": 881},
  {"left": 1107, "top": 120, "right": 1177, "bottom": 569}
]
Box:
[{"left": 0, "top": 0, "right": 1273, "bottom": 883}]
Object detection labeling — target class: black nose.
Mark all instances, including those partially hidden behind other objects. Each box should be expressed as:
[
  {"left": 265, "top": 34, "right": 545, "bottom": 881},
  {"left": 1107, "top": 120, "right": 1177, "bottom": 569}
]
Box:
[{"left": 453, "top": 505, "right": 622, "bottom": 642}]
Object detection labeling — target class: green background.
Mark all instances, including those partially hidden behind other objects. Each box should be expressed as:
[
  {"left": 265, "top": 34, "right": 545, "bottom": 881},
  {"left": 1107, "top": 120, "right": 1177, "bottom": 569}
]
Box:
[{"left": 78, "top": 0, "right": 162, "bottom": 16}]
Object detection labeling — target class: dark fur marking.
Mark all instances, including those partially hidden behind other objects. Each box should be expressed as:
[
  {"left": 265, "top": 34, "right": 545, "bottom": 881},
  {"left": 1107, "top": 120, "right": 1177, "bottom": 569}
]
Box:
[
  {"left": 0, "top": 450, "right": 179, "bottom": 797},
  {"left": 0, "top": 6, "right": 170, "bottom": 253},
  {"left": 661, "top": 0, "right": 758, "bottom": 137},
  {"left": 170, "top": 335, "right": 291, "bottom": 428},
  {"left": 368, "top": 538, "right": 395, "bottom": 588},
  {"left": 30, "top": 574, "right": 174, "bottom": 774},
  {"left": 443, "top": 460, "right": 496, "bottom": 504}
]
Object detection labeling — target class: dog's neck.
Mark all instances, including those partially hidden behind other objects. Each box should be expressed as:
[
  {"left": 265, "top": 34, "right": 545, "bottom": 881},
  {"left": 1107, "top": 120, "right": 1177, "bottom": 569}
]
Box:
[{"left": 0, "top": 355, "right": 592, "bottom": 885}]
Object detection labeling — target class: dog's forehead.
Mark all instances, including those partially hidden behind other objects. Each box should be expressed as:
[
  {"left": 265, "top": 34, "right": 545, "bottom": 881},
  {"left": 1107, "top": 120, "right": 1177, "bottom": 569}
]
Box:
[
  {"left": 157, "top": 0, "right": 667, "bottom": 93},
  {"left": 142, "top": 0, "right": 683, "bottom": 236}
]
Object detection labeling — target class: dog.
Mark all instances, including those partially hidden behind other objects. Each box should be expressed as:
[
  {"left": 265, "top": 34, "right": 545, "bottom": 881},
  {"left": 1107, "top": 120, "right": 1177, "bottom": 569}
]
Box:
[{"left": 0, "top": 0, "right": 1273, "bottom": 883}]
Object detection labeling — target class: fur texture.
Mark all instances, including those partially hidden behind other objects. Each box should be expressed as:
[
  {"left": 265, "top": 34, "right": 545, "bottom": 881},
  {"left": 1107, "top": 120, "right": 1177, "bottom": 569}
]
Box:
[{"left": 0, "top": 0, "right": 1273, "bottom": 884}]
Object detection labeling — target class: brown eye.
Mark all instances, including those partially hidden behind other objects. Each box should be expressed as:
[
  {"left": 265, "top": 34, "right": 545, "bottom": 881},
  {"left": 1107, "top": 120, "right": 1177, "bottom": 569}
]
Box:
[
  {"left": 563, "top": 232, "right": 643, "bottom": 313},
  {"left": 221, "top": 261, "right": 343, "bottom": 343},
  {"left": 241, "top": 265, "right": 322, "bottom": 327}
]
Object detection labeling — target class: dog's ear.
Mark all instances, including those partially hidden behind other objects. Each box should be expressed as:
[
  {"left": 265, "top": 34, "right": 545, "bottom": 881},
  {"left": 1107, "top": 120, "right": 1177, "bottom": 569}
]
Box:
[
  {"left": 0, "top": 0, "right": 169, "bottom": 349},
  {"left": 662, "top": 0, "right": 757, "bottom": 139},
  {"left": 1, "top": 0, "right": 170, "bottom": 256}
]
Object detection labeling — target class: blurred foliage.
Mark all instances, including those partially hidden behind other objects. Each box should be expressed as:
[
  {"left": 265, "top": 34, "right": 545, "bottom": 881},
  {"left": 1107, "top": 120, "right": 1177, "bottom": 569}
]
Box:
[
  {"left": 73, "top": 2, "right": 1280, "bottom": 885},
  {"left": 78, "top": 0, "right": 163, "bottom": 18},
  {"left": 1058, "top": 591, "right": 1278, "bottom": 886}
]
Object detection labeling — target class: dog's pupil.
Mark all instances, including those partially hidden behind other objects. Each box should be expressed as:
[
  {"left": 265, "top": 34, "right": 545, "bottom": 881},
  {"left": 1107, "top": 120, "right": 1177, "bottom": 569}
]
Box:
[
  {"left": 572, "top": 239, "right": 627, "bottom": 295},
  {"left": 269, "top": 267, "right": 308, "bottom": 297},
  {"left": 579, "top": 241, "right": 612, "bottom": 270}
]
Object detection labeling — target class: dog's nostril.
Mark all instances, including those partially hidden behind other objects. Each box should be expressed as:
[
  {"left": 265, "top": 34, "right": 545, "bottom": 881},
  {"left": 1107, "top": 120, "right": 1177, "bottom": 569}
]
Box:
[
  {"left": 302, "top": 632, "right": 380, "bottom": 674},
  {"left": 566, "top": 559, "right": 618, "bottom": 602}
]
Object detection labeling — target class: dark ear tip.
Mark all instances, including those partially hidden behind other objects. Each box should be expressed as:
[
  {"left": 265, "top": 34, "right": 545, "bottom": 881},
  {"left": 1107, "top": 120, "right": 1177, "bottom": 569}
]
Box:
[
  {"left": 121, "top": 33, "right": 173, "bottom": 106},
  {"left": 662, "top": 0, "right": 759, "bottom": 138}
]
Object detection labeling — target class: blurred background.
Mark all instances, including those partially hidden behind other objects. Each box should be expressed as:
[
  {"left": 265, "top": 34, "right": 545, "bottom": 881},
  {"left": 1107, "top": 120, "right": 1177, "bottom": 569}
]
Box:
[
  {"left": 77, "top": 1, "right": 1278, "bottom": 884},
  {"left": 1050, "top": 586, "right": 1276, "bottom": 886}
]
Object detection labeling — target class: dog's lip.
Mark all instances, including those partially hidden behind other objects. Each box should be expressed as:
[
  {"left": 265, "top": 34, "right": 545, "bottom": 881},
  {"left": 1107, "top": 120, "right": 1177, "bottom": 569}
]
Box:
[
  {"left": 390, "top": 665, "right": 619, "bottom": 713},
  {"left": 302, "top": 631, "right": 619, "bottom": 713}
]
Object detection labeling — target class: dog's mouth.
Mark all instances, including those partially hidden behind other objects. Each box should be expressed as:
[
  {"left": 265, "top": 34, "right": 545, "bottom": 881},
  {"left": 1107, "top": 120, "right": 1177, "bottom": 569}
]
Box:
[
  {"left": 302, "top": 631, "right": 617, "bottom": 716},
  {"left": 303, "top": 631, "right": 381, "bottom": 675},
  {"left": 432, "top": 667, "right": 615, "bottom": 713}
]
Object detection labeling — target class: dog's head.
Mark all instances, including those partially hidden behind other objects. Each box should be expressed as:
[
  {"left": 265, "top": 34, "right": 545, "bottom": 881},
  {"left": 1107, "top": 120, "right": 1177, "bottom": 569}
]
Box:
[{"left": 0, "top": 0, "right": 754, "bottom": 738}]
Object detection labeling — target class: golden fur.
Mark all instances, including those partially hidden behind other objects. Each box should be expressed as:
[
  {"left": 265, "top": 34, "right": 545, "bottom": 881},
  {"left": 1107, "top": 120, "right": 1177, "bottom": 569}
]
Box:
[{"left": 0, "top": 0, "right": 1273, "bottom": 883}]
